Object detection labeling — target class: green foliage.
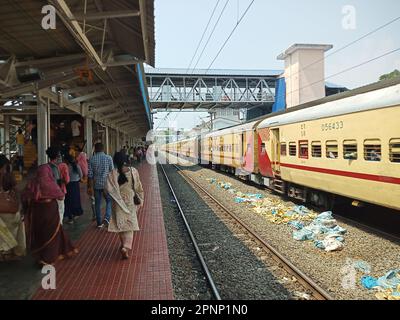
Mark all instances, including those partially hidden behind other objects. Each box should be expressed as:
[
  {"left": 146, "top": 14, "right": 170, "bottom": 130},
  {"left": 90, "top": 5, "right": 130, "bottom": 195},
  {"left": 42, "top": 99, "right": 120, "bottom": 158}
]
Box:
[{"left": 379, "top": 69, "right": 400, "bottom": 81}]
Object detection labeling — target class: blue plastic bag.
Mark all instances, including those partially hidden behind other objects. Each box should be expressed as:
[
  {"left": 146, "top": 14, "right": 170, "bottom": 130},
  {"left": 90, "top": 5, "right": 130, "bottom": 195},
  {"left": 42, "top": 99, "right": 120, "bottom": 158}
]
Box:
[
  {"left": 361, "top": 276, "right": 378, "bottom": 289},
  {"left": 376, "top": 269, "right": 400, "bottom": 289},
  {"left": 293, "top": 228, "right": 314, "bottom": 241},
  {"left": 288, "top": 221, "right": 304, "bottom": 230}
]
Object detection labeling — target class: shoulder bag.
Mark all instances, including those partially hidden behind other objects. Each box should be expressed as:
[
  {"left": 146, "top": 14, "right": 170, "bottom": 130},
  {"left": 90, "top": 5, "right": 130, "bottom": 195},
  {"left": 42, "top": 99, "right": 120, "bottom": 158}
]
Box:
[{"left": 130, "top": 168, "right": 142, "bottom": 205}]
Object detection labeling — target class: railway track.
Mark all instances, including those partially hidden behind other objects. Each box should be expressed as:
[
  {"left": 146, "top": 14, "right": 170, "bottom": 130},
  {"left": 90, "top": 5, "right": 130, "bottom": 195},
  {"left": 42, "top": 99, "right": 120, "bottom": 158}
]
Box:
[
  {"left": 160, "top": 164, "right": 222, "bottom": 300},
  {"left": 182, "top": 154, "right": 400, "bottom": 244},
  {"left": 171, "top": 163, "right": 333, "bottom": 301}
]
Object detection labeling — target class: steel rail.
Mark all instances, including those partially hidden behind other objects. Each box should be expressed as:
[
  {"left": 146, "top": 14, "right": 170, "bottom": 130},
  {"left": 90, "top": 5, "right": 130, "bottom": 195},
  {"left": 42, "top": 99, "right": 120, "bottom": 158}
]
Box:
[
  {"left": 174, "top": 164, "right": 333, "bottom": 301},
  {"left": 159, "top": 164, "right": 222, "bottom": 300}
]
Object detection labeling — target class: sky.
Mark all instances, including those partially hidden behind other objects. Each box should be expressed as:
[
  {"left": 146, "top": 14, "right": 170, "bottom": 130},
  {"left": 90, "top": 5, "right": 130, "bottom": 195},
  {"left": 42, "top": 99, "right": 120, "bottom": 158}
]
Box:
[{"left": 152, "top": 0, "right": 400, "bottom": 130}]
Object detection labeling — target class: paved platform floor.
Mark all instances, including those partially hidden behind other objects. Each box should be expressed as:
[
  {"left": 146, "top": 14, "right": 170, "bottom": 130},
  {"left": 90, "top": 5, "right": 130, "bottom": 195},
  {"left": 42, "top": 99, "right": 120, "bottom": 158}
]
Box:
[{"left": 1, "top": 163, "right": 174, "bottom": 300}]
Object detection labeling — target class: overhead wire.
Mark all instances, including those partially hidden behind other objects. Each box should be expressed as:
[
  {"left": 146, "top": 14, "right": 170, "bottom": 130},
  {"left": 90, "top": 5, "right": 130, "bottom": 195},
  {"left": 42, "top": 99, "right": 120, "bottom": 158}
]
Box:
[
  {"left": 286, "top": 15, "right": 400, "bottom": 80},
  {"left": 185, "top": 0, "right": 222, "bottom": 74},
  {"left": 190, "top": 0, "right": 231, "bottom": 74},
  {"left": 285, "top": 46, "right": 400, "bottom": 98},
  {"left": 204, "top": 0, "right": 255, "bottom": 73}
]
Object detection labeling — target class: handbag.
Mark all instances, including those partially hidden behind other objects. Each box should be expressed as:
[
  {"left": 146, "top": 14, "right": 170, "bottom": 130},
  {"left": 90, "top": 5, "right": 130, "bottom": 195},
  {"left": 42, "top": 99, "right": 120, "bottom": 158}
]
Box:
[
  {"left": 0, "top": 187, "right": 19, "bottom": 214},
  {"left": 130, "top": 169, "right": 142, "bottom": 205}
]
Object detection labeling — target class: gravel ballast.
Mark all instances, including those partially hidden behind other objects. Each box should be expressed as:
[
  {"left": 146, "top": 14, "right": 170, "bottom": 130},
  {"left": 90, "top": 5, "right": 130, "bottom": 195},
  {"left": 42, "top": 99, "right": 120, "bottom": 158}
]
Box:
[
  {"left": 176, "top": 163, "right": 400, "bottom": 300},
  {"left": 159, "top": 164, "right": 317, "bottom": 300},
  {"left": 158, "top": 166, "right": 213, "bottom": 300}
]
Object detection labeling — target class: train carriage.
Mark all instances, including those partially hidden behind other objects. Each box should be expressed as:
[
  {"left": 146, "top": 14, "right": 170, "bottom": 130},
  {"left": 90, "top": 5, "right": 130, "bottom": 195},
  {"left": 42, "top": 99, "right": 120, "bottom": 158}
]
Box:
[
  {"left": 257, "top": 80, "right": 400, "bottom": 210},
  {"left": 204, "top": 121, "right": 259, "bottom": 175},
  {"left": 179, "top": 137, "right": 198, "bottom": 162},
  {"left": 161, "top": 78, "right": 400, "bottom": 211}
]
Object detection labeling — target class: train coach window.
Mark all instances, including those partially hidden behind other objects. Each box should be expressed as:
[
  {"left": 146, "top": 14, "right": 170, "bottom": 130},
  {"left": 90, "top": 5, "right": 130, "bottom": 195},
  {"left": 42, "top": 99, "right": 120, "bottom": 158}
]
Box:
[
  {"left": 343, "top": 140, "right": 358, "bottom": 160},
  {"left": 299, "top": 141, "right": 309, "bottom": 159},
  {"left": 364, "top": 140, "right": 381, "bottom": 162},
  {"left": 326, "top": 141, "right": 338, "bottom": 159},
  {"left": 389, "top": 139, "right": 400, "bottom": 163},
  {"left": 311, "top": 142, "right": 322, "bottom": 158},
  {"left": 289, "top": 142, "right": 297, "bottom": 156},
  {"left": 281, "top": 143, "right": 287, "bottom": 156}
]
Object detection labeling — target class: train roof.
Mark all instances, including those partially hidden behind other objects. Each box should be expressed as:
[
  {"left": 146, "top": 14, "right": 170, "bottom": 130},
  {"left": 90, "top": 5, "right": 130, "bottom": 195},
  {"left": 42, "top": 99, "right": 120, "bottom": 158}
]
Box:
[
  {"left": 205, "top": 120, "right": 259, "bottom": 138},
  {"left": 258, "top": 77, "right": 400, "bottom": 129},
  {"left": 165, "top": 77, "right": 400, "bottom": 143}
]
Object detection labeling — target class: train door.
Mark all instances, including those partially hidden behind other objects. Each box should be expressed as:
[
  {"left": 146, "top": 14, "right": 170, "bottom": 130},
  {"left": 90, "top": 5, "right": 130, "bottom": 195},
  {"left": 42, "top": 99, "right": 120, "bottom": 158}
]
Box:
[
  {"left": 219, "top": 136, "right": 224, "bottom": 165},
  {"left": 271, "top": 128, "right": 280, "bottom": 174},
  {"left": 208, "top": 137, "right": 212, "bottom": 164},
  {"left": 197, "top": 137, "right": 201, "bottom": 164},
  {"left": 241, "top": 133, "right": 245, "bottom": 165}
]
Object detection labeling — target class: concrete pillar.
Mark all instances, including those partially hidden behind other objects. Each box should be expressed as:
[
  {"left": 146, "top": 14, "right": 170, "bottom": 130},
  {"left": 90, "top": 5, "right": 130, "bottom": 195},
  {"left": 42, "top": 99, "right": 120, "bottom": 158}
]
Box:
[
  {"left": 105, "top": 126, "right": 109, "bottom": 155},
  {"left": 47, "top": 98, "right": 51, "bottom": 147},
  {"left": 116, "top": 129, "right": 120, "bottom": 151},
  {"left": 85, "top": 117, "right": 93, "bottom": 157},
  {"left": 37, "top": 93, "right": 49, "bottom": 165},
  {"left": 4, "top": 115, "right": 10, "bottom": 159},
  {"left": 277, "top": 43, "right": 332, "bottom": 108}
]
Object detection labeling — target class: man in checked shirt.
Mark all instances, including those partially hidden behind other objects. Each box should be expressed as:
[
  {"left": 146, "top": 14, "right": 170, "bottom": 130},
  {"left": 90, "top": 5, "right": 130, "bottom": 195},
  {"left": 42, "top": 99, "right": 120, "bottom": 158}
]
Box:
[{"left": 87, "top": 143, "right": 114, "bottom": 228}]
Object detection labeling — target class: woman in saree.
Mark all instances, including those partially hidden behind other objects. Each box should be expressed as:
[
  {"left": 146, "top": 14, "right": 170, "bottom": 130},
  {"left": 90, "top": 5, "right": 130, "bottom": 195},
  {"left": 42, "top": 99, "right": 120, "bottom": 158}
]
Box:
[
  {"left": 23, "top": 147, "right": 78, "bottom": 266},
  {"left": 75, "top": 145, "right": 88, "bottom": 180},
  {"left": 64, "top": 154, "right": 83, "bottom": 224},
  {"left": 106, "top": 152, "right": 144, "bottom": 259},
  {"left": 0, "top": 155, "right": 26, "bottom": 261}
]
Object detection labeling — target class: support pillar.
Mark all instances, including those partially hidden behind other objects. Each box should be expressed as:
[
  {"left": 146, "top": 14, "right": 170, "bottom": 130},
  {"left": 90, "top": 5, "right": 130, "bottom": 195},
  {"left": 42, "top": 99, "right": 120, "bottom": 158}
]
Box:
[
  {"left": 105, "top": 126, "right": 110, "bottom": 155},
  {"left": 4, "top": 115, "right": 10, "bottom": 159},
  {"left": 116, "top": 129, "right": 120, "bottom": 151},
  {"left": 85, "top": 117, "right": 93, "bottom": 157},
  {"left": 47, "top": 98, "right": 51, "bottom": 147},
  {"left": 37, "top": 93, "right": 49, "bottom": 165}
]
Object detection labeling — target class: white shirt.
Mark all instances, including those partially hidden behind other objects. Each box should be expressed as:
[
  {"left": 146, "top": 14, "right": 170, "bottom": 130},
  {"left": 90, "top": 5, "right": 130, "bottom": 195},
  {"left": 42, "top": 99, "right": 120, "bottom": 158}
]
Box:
[{"left": 71, "top": 120, "right": 81, "bottom": 137}]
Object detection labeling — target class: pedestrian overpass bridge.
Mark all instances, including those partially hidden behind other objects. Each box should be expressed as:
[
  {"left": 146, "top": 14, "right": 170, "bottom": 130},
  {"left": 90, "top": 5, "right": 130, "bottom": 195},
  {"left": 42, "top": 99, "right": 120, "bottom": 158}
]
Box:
[{"left": 145, "top": 68, "right": 282, "bottom": 111}]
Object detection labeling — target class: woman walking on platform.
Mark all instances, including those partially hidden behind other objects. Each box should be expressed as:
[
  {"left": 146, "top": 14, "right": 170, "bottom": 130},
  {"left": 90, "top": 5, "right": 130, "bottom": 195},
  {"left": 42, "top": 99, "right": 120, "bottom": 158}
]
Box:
[
  {"left": 23, "top": 147, "right": 77, "bottom": 267},
  {"left": 0, "top": 155, "right": 26, "bottom": 261},
  {"left": 76, "top": 145, "right": 88, "bottom": 181},
  {"left": 64, "top": 154, "right": 84, "bottom": 224},
  {"left": 106, "top": 152, "right": 144, "bottom": 259}
]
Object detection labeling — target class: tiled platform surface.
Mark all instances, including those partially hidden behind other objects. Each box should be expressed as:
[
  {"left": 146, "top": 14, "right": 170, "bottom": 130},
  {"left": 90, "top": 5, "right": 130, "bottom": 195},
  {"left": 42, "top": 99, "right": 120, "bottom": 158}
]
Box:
[{"left": 34, "top": 163, "right": 174, "bottom": 300}]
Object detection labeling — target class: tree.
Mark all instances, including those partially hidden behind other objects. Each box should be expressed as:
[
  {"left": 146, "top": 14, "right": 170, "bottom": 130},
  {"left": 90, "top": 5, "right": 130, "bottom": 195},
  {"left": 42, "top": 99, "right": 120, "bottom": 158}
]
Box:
[{"left": 379, "top": 69, "right": 400, "bottom": 81}]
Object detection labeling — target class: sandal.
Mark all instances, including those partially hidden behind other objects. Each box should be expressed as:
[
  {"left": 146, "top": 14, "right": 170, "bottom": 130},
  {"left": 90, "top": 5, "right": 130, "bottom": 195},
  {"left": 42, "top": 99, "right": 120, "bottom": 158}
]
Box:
[{"left": 120, "top": 248, "right": 129, "bottom": 260}]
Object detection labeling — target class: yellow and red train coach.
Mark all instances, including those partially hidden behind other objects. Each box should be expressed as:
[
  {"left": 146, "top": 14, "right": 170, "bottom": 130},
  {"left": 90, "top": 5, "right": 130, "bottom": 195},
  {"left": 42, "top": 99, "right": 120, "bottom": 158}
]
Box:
[
  {"left": 257, "top": 80, "right": 400, "bottom": 210},
  {"left": 202, "top": 121, "right": 259, "bottom": 174},
  {"left": 162, "top": 78, "right": 400, "bottom": 211}
]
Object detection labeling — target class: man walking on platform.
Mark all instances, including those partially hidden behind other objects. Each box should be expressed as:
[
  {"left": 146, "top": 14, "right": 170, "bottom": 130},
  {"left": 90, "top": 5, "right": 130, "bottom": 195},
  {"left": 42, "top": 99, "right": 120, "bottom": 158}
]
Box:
[
  {"left": 16, "top": 128, "right": 25, "bottom": 157},
  {"left": 87, "top": 143, "right": 114, "bottom": 228}
]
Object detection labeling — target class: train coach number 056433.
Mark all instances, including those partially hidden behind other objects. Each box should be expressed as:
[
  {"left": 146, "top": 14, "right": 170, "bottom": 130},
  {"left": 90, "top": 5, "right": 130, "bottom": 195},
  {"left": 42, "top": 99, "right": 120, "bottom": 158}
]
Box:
[{"left": 321, "top": 121, "right": 344, "bottom": 131}]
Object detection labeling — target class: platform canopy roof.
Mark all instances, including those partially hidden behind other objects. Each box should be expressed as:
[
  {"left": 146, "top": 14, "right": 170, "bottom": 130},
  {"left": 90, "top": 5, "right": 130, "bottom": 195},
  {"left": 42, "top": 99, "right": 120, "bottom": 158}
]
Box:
[{"left": 0, "top": 0, "right": 155, "bottom": 136}]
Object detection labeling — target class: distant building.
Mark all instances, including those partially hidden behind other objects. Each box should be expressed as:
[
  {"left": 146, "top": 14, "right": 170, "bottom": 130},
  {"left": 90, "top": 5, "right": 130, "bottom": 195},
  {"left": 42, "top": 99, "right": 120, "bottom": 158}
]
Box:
[
  {"left": 212, "top": 108, "right": 242, "bottom": 130},
  {"left": 325, "top": 81, "right": 349, "bottom": 96}
]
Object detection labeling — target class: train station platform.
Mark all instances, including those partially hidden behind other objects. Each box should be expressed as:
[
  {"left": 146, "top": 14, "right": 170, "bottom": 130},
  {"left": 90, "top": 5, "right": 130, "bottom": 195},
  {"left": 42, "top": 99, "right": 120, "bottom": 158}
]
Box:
[{"left": 32, "top": 162, "right": 174, "bottom": 300}]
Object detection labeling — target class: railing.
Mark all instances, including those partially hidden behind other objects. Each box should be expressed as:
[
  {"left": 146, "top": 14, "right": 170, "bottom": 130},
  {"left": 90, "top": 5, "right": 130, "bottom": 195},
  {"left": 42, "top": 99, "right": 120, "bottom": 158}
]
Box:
[{"left": 0, "top": 120, "right": 28, "bottom": 157}]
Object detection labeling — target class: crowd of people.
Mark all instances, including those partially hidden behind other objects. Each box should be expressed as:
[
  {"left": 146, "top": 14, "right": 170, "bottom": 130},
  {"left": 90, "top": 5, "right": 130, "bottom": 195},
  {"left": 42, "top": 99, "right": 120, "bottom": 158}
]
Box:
[{"left": 0, "top": 141, "right": 145, "bottom": 265}]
